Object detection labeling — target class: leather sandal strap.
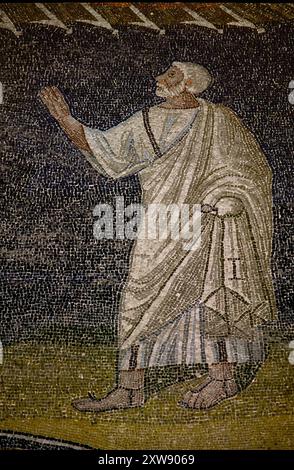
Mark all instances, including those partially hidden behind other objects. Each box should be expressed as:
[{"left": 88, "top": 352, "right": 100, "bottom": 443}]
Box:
[
  {"left": 129, "top": 389, "right": 135, "bottom": 407},
  {"left": 118, "top": 387, "right": 139, "bottom": 407},
  {"left": 209, "top": 377, "right": 235, "bottom": 383},
  {"left": 191, "top": 377, "right": 213, "bottom": 394},
  {"left": 119, "top": 385, "right": 133, "bottom": 391}
]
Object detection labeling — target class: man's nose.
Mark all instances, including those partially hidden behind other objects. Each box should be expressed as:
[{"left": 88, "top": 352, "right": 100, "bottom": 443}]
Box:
[{"left": 156, "top": 74, "right": 165, "bottom": 84}]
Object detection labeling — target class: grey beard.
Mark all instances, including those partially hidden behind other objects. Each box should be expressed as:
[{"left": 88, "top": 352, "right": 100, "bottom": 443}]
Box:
[{"left": 156, "top": 80, "right": 186, "bottom": 98}]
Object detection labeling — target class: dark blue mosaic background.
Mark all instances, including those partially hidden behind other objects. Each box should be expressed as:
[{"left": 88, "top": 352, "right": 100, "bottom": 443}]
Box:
[{"left": 1, "top": 23, "right": 293, "bottom": 344}]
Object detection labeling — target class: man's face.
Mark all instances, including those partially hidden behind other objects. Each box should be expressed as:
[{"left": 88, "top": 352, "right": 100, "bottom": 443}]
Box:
[{"left": 155, "top": 66, "right": 186, "bottom": 98}]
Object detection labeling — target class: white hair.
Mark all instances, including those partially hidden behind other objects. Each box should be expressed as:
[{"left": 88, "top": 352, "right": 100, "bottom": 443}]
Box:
[{"left": 172, "top": 61, "right": 213, "bottom": 95}]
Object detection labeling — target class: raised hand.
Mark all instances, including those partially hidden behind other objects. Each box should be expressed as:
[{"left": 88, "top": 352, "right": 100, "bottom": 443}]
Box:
[
  {"left": 39, "top": 86, "right": 71, "bottom": 122},
  {"left": 214, "top": 197, "right": 244, "bottom": 217}
]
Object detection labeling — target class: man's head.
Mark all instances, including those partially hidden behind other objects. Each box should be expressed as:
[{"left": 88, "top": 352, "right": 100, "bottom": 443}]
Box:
[{"left": 155, "top": 62, "right": 213, "bottom": 98}]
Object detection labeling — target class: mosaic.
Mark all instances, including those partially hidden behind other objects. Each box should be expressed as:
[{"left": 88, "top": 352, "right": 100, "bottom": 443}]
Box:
[{"left": 0, "top": 2, "right": 293, "bottom": 451}]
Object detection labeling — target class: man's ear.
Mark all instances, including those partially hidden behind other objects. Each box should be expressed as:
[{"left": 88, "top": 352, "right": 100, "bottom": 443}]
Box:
[{"left": 185, "top": 78, "right": 193, "bottom": 87}]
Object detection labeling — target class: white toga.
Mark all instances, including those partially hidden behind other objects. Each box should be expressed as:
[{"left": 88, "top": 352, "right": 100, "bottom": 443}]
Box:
[
  {"left": 82, "top": 100, "right": 276, "bottom": 369},
  {"left": 83, "top": 106, "right": 198, "bottom": 179}
]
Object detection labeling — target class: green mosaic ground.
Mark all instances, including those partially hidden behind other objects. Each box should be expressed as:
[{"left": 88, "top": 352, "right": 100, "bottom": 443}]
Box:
[{"left": 0, "top": 341, "right": 293, "bottom": 449}]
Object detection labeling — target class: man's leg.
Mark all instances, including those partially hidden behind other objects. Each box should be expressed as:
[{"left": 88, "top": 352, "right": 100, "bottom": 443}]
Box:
[
  {"left": 180, "top": 338, "right": 238, "bottom": 410},
  {"left": 72, "top": 346, "right": 145, "bottom": 413},
  {"left": 180, "top": 362, "right": 239, "bottom": 410}
]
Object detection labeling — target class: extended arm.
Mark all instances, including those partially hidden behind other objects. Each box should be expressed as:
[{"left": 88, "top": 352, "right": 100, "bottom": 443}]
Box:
[
  {"left": 39, "top": 86, "right": 91, "bottom": 153},
  {"left": 39, "top": 86, "right": 151, "bottom": 179}
]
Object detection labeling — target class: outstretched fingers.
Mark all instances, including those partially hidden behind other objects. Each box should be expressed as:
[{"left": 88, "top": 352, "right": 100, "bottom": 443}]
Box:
[
  {"left": 39, "top": 90, "right": 58, "bottom": 115},
  {"left": 39, "top": 87, "right": 55, "bottom": 107},
  {"left": 38, "top": 86, "right": 70, "bottom": 120},
  {"left": 51, "top": 86, "right": 67, "bottom": 104}
]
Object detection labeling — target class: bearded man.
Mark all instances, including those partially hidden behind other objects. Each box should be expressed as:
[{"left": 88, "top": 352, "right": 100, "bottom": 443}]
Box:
[{"left": 40, "top": 61, "right": 276, "bottom": 411}]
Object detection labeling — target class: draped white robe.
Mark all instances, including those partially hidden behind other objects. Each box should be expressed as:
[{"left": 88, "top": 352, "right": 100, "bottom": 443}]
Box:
[{"left": 83, "top": 99, "right": 276, "bottom": 369}]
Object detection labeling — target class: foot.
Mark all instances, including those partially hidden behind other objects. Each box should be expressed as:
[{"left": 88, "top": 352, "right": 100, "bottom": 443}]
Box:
[
  {"left": 179, "top": 363, "right": 239, "bottom": 410},
  {"left": 72, "top": 387, "right": 144, "bottom": 413}
]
